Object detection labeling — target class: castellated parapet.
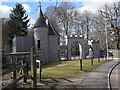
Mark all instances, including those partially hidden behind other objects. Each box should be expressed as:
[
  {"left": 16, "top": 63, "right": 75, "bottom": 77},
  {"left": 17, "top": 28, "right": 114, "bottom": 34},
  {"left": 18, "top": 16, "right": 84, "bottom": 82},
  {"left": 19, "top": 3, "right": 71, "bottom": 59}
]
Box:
[{"left": 68, "top": 34, "right": 83, "bottom": 38}]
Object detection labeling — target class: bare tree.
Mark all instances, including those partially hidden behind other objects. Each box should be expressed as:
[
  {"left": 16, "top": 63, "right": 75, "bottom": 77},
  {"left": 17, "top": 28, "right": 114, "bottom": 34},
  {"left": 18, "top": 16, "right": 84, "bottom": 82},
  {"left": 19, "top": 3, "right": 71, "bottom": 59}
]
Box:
[
  {"left": 45, "top": 2, "right": 75, "bottom": 59},
  {"left": 98, "top": 2, "right": 120, "bottom": 49},
  {"left": 91, "top": 13, "right": 107, "bottom": 49}
]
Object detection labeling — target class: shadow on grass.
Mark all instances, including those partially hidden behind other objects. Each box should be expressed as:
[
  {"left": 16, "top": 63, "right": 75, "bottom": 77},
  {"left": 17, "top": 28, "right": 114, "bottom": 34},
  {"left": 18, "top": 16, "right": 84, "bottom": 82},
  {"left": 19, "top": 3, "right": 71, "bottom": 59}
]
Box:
[
  {"left": 49, "top": 77, "right": 60, "bottom": 83},
  {"left": 42, "top": 61, "right": 62, "bottom": 69},
  {"left": 81, "top": 69, "right": 90, "bottom": 72},
  {"left": 41, "top": 77, "right": 75, "bottom": 84},
  {"left": 60, "top": 78, "right": 74, "bottom": 83}
]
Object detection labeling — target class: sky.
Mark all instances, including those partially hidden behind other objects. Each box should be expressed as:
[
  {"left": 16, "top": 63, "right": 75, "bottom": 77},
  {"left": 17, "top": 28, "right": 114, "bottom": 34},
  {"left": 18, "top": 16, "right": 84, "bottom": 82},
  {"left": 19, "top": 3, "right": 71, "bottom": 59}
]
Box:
[{"left": 0, "top": 0, "right": 119, "bottom": 27}]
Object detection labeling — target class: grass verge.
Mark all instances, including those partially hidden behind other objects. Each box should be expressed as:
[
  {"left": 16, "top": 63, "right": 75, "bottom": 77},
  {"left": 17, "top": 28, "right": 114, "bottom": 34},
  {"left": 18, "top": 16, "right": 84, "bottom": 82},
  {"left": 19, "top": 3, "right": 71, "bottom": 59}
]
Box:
[
  {"left": 113, "top": 56, "right": 120, "bottom": 58},
  {"left": 37, "top": 58, "right": 112, "bottom": 83}
]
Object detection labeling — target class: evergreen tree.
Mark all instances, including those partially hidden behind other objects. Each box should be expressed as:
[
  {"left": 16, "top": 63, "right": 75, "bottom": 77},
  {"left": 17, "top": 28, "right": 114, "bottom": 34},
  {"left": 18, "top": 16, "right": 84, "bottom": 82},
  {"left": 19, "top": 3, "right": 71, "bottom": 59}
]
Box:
[{"left": 8, "top": 3, "right": 30, "bottom": 39}]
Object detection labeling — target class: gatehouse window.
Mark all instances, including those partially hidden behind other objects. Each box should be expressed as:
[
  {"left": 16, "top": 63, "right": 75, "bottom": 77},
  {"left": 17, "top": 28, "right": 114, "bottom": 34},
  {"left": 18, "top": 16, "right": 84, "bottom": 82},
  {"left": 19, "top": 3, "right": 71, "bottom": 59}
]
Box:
[{"left": 37, "top": 40, "right": 40, "bottom": 49}]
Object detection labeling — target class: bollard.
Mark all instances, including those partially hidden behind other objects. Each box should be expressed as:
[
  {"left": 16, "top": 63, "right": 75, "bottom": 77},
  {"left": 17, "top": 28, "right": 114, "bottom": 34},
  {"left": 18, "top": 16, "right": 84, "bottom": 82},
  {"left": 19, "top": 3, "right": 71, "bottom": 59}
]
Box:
[
  {"left": 98, "top": 57, "right": 100, "bottom": 63},
  {"left": 91, "top": 58, "right": 93, "bottom": 65},
  {"left": 80, "top": 59, "right": 82, "bottom": 70},
  {"left": 106, "top": 56, "right": 107, "bottom": 61}
]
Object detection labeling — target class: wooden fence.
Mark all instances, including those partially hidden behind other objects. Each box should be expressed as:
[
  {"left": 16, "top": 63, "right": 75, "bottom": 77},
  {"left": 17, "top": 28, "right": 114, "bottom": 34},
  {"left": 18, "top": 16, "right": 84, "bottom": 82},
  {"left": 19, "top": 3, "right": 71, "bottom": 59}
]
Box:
[
  {"left": 2, "top": 47, "right": 43, "bottom": 89},
  {"left": 2, "top": 52, "right": 30, "bottom": 89}
]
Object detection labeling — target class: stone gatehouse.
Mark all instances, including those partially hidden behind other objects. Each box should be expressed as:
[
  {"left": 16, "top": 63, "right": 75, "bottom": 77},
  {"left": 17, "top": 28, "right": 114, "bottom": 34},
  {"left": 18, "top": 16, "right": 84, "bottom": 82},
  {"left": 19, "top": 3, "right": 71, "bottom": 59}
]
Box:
[{"left": 12, "top": 7, "right": 60, "bottom": 62}]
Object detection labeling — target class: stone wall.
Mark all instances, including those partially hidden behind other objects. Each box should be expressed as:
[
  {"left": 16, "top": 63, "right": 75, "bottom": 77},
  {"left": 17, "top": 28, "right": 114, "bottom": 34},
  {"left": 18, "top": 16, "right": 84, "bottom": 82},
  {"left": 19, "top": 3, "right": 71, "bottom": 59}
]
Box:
[
  {"left": 12, "top": 36, "right": 33, "bottom": 52},
  {"left": 48, "top": 35, "right": 60, "bottom": 61}
]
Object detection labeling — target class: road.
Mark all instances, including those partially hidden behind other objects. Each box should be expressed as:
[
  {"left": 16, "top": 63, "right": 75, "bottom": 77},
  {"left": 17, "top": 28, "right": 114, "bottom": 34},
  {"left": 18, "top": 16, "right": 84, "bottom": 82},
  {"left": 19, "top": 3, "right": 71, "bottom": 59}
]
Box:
[
  {"left": 110, "top": 62, "right": 120, "bottom": 89},
  {"left": 76, "top": 58, "right": 119, "bottom": 88}
]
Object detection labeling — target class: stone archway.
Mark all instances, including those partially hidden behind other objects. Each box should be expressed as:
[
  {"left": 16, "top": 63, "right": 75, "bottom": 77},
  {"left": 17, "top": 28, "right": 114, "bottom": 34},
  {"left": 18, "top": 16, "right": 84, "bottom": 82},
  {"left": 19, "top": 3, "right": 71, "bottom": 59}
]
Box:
[
  {"left": 68, "top": 35, "right": 85, "bottom": 60},
  {"left": 71, "top": 41, "right": 80, "bottom": 60}
]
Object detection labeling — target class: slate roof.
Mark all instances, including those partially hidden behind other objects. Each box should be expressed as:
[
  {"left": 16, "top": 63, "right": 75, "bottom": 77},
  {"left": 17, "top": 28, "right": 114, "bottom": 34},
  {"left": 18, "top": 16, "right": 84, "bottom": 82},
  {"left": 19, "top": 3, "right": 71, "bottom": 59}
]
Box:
[
  {"left": 48, "top": 21, "right": 59, "bottom": 35},
  {"left": 34, "top": 7, "right": 59, "bottom": 35},
  {"left": 34, "top": 7, "right": 47, "bottom": 28}
]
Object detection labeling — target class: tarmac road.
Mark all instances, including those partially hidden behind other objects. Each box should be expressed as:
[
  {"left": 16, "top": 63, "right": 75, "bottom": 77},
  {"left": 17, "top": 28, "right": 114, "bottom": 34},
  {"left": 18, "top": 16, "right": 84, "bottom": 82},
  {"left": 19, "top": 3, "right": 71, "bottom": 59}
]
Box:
[
  {"left": 110, "top": 61, "right": 120, "bottom": 89},
  {"left": 76, "top": 58, "right": 119, "bottom": 88}
]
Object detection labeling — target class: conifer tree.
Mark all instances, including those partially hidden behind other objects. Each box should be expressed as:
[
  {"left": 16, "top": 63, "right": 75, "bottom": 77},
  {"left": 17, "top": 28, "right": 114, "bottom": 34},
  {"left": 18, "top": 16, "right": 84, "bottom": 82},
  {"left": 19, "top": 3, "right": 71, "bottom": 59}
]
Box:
[{"left": 8, "top": 3, "right": 30, "bottom": 39}]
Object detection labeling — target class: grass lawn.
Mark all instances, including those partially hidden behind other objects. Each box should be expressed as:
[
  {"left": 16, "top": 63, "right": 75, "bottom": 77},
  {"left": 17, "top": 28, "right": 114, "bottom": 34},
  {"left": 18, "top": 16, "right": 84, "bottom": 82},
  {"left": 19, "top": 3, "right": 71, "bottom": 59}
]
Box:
[
  {"left": 37, "top": 58, "right": 112, "bottom": 83},
  {"left": 113, "top": 56, "right": 120, "bottom": 58}
]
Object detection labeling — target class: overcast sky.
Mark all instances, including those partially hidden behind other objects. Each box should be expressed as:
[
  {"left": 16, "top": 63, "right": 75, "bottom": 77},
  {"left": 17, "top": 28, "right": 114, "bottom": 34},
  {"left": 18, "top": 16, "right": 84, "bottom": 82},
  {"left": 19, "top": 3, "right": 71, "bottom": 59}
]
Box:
[{"left": 0, "top": 0, "right": 119, "bottom": 27}]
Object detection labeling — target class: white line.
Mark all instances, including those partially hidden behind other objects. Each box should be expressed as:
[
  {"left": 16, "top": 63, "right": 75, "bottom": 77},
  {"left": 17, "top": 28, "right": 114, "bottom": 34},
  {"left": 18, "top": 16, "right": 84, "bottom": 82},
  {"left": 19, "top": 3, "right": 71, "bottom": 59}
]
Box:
[{"left": 107, "top": 61, "right": 120, "bottom": 90}]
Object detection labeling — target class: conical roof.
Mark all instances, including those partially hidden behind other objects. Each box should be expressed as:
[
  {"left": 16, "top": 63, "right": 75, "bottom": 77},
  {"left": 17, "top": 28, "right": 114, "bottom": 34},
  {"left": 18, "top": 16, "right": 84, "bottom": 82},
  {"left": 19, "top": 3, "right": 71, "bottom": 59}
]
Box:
[{"left": 34, "top": 7, "right": 47, "bottom": 28}]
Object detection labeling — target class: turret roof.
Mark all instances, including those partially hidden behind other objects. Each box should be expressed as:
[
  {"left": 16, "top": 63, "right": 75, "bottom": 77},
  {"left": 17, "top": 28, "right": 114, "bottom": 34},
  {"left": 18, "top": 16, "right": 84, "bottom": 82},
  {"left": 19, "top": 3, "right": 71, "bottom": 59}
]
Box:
[
  {"left": 34, "top": 7, "right": 47, "bottom": 28},
  {"left": 34, "top": 7, "right": 59, "bottom": 36}
]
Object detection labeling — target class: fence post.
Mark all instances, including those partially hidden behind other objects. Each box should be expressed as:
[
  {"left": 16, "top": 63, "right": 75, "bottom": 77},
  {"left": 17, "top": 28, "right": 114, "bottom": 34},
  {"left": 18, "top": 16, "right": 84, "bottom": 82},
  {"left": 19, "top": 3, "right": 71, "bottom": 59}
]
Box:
[
  {"left": 13, "top": 71, "right": 16, "bottom": 88},
  {"left": 80, "top": 59, "right": 82, "bottom": 70},
  {"left": 26, "top": 55, "right": 29, "bottom": 76},
  {"left": 26, "top": 61, "right": 29, "bottom": 76},
  {"left": 23, "top": 60, "right": 27, "bottom": 83},
  {"left": 13, "top": 58, "right": 17, "bottom": 88},
  {"left": 30, "top": 47, "right": 37, "bottom": 88}
]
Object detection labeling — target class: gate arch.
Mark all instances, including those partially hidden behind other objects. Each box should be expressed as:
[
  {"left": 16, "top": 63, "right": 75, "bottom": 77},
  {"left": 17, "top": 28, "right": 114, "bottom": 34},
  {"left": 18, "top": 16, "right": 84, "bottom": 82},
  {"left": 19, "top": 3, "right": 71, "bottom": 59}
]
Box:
[{"left": 68, "top": 35, "right": 85, "bottom": 60}]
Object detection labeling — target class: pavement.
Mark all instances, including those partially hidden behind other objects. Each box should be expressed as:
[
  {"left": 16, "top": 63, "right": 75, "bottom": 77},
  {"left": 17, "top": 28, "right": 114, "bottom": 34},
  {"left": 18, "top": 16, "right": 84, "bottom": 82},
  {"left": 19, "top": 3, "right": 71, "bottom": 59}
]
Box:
[{"left": 45, "top": 58, "right": 119, "bottom": 89}]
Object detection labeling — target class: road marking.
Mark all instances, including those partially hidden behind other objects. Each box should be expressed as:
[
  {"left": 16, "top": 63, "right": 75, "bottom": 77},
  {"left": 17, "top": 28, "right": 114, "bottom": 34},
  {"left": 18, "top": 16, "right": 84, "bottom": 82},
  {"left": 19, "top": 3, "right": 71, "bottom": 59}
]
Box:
[{"left": 108, "top": 61, "right": 120, "bottom": 90}]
